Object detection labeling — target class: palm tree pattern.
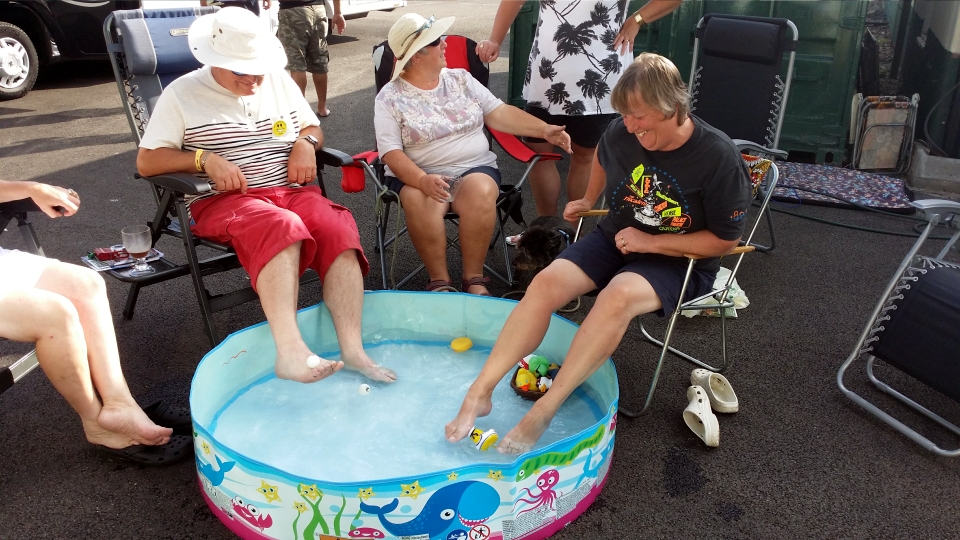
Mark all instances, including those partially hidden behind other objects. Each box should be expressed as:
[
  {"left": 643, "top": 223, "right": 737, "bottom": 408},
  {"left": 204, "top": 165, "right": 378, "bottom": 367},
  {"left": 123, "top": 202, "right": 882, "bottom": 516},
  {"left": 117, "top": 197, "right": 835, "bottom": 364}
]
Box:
[{"left": 523, "top": 0, "right": 629, "bottom": 115}]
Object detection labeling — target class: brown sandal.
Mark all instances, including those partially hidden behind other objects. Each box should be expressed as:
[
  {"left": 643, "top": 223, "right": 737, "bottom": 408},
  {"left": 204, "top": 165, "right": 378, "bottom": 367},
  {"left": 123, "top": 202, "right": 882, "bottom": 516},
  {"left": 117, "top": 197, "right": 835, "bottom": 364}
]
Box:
[
  {"left": 461, "top": 276, "right": 492, "bottom": 296},
  {"left": 425, "top": 279, "right": 458, "bottom": 293}
]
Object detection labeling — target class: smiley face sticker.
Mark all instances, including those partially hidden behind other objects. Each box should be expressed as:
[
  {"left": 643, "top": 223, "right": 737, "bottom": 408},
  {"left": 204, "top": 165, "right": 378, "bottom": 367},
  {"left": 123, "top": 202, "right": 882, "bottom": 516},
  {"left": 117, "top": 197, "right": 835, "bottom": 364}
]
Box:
[{"left": 272, "top": 119, "right": 288, "bottom": 137}]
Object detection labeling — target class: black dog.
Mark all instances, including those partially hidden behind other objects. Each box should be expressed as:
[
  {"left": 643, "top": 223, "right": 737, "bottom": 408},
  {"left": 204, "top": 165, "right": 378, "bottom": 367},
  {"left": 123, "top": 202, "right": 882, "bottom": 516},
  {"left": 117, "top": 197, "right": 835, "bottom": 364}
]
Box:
[{"left": 512, "top": 216, "right": 575, "bottom": 290}]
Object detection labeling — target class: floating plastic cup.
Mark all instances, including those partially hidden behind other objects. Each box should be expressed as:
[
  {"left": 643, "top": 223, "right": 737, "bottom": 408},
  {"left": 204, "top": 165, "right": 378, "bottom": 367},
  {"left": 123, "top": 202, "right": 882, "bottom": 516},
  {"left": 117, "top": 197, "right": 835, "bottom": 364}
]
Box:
[{"left": 442, "top": 174, "right": 463, "bottom": 203}]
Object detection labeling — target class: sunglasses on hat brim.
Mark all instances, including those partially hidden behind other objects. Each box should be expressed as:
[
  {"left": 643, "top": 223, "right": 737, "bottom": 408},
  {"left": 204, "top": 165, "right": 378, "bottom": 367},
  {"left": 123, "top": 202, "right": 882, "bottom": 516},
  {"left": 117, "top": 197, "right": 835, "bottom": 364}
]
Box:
[{"left": 396, "top": 15, "right": 437, "bottom": 60}]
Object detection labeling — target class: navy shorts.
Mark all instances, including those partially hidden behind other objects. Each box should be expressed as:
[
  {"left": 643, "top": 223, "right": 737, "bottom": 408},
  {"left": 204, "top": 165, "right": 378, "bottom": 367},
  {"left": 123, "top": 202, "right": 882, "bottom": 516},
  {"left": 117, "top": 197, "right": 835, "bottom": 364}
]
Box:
[
  {"left": 385, "top": 165, "right": 501, "bottom": 195},
  {"left": 522, "top": 105, "right": 618, "bottom": 149},
  {"left": 557, "top": 228, "right": 717, "bottom": 316}
]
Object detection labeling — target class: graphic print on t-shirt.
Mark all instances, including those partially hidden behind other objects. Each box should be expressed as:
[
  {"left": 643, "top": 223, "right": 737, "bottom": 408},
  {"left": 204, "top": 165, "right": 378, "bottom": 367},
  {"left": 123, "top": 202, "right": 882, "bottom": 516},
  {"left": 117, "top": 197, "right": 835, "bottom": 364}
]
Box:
[{"left": 612, "top": 163, "right": 692, "bottom": 233}]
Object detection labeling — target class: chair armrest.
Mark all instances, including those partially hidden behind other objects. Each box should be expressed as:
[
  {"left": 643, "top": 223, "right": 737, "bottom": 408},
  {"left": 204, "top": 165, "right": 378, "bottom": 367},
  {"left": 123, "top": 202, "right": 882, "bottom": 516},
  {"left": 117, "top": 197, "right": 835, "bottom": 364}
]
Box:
[
  {"left": 734, "top": 139, "right": 788, "bottom": 160},
  {"left": 684, "top": 245, "right": 755, "bottom": 260},
  {"left": 136, "top": 172, "right": 212, "bottom": 195},
  {"left": 317, "top": 147, "right": 353, "bottom": 167},
  {"left": 911, "top": 199, "right": 960, "bottom": 225},
  {"left": 487, "top": 127, "right": 562, "bottom": 164}
]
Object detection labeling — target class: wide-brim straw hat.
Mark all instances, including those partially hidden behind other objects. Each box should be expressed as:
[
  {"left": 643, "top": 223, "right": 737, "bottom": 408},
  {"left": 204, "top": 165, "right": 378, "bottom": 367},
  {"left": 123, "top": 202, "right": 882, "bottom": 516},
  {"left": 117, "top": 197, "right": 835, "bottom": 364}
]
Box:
[
  {"left": 388, "top": 13, "right": 455, "bottom": 81},
  {"left": 188, "top": 7, "right": 287, "bottom": 75}
]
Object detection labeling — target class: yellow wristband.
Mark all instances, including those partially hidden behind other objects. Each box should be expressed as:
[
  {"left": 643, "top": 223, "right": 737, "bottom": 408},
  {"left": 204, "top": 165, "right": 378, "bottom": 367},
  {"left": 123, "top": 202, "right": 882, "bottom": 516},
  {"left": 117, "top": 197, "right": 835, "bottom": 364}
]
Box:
[{"left": 195, "top": 149, "right": 205, "bottom": 172}]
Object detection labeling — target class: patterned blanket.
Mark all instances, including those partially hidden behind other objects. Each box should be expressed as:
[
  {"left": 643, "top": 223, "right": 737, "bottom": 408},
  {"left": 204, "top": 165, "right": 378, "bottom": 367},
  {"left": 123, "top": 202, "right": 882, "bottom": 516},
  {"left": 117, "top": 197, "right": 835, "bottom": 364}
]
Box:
[{"left": 772, "top": 162, "right": 914, "bottom": 212}]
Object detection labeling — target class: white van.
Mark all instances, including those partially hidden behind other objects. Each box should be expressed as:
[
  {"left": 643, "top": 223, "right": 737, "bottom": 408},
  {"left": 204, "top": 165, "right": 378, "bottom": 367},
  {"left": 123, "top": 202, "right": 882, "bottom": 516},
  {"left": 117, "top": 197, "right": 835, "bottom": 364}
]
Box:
[{"left": 141, "top": 1, "right": 406, "bottom": 33}]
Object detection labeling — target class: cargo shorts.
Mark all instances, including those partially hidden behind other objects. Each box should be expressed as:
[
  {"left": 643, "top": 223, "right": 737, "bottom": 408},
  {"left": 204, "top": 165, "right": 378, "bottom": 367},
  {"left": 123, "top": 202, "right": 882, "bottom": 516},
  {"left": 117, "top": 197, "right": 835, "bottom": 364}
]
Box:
[{"left": 278, "top": 4, "right": 329, "bottom": 74}]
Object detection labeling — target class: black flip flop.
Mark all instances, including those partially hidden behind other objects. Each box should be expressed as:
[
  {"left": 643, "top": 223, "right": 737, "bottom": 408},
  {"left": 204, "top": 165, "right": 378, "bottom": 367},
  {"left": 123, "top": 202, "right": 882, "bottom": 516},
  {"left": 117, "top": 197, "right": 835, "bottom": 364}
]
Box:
[
  {"left": 142, "top": 400, "right": 193, "bottom": 436},
  {"left": 97, "top": 435, "right": 193, "bottom": 466}
]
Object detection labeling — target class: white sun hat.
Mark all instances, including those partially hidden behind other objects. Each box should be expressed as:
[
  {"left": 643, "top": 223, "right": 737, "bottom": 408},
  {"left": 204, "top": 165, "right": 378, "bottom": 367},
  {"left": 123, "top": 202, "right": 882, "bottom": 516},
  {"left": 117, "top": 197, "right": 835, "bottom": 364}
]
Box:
[
  {"left": 188, "top": 7, "right": 287, "bottom": 75},
  {"left": 388, "top": 13, "right": 455, "bottom": 81}
]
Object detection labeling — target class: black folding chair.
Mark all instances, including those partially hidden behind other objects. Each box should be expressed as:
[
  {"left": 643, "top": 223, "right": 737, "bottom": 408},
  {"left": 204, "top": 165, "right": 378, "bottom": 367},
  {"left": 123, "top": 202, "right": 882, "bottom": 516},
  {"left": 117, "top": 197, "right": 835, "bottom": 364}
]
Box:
[
  {"left": 103, "top": 7, "right": 353, "bottom": 346},
  {"left": 688, "top": 14, "right": 798, "bottom": 253},
  {"left": 0, "top": 198, "right": 45, "bottom": 394},
  {"left": 838, "top": 199, "right": 960, "bottom": 456},
  {"left": 345, "top": 35, "right": 560, "bottom": 290}
]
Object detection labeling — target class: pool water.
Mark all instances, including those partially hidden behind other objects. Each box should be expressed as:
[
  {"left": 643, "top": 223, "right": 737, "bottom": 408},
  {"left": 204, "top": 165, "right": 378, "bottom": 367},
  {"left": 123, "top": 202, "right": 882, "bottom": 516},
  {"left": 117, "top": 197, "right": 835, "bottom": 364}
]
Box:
[{"left": 210, "top": 341, "right": 605, "bottom": 482}]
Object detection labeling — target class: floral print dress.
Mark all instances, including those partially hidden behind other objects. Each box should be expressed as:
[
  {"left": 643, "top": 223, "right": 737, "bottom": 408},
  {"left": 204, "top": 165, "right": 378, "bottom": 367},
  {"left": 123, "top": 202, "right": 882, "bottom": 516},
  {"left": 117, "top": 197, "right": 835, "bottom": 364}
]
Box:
[{"left": 523, "top": 0, "right": 632, "bottom": 116}]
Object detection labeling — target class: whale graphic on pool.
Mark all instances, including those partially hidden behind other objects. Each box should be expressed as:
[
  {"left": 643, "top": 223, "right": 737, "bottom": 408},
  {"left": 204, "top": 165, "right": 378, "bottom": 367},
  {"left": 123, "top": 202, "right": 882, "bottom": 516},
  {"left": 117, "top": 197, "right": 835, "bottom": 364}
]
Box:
[{"left": 360, "top": 480, "right": 499, "bottom": 540}]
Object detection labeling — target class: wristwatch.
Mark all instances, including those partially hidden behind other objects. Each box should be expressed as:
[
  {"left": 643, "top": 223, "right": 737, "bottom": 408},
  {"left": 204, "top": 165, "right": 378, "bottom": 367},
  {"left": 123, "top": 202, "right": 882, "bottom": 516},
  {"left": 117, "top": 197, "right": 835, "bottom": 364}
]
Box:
[
  {"left": 633, "top": 11, "right": 645, "bottom": 29},
  {"left": 298, "top": 134, "right": 319, "bottom": 150}
]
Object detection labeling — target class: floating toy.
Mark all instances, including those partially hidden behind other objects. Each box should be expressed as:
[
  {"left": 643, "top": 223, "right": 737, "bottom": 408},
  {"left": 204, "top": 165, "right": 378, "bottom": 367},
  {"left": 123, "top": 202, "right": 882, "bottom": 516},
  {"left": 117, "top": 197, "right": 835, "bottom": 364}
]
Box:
[
  {"left": 527, "top": 355, "right": 550, "bottom": 377},
  {"left": 358, "top": 384, "right": 371, "bottom": 396},
  {"left": 306, "top": 355, "right": 321, "bottom": 369},
  {"left": 469, "top": 427, "right": 499, "bottom": 451},
  {"left": 514, "top": 368, "right": 537, "bottom": 391},
  {"left": 538, "top": 377, "right": 552, "bottom": 393},
  {"left": 450, "top": 337, "right": 473, "bottom": 352}
]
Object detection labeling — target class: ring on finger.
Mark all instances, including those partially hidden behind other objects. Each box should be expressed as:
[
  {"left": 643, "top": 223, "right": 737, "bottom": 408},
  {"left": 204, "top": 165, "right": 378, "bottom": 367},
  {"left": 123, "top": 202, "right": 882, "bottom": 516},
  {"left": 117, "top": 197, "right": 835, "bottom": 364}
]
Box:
[{"left": 67, "top": 188, "right": 77, "bottom": 197}]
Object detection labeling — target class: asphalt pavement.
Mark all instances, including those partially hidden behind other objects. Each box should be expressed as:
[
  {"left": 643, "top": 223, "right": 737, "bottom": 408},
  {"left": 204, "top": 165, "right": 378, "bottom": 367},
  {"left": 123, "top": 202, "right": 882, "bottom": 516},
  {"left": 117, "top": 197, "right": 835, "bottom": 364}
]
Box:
[{"left": 2, "top": 1, "right": 960, "bottom": 539}]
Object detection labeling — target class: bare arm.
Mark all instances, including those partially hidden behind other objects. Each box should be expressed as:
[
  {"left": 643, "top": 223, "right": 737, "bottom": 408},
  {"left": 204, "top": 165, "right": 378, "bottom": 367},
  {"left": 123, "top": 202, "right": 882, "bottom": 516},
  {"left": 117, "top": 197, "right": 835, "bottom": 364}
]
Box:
[
  {"left": 0, "top": 179, "right": 79, "bottom": 218},
  {"left": 476, "top": 0, "right": 527, "bottom": 62},
  {"left": 621, "top": 228, "right": 739, "bottom": 258},
  {"left": 483, "top": 104, "right": 571, "bottom": 153},
  {"left": 286, "top": 125, "right": 323, "bottom": 184},
  {"left": 613, "top": 0, "right": 683, "bottom": 55},
  {"left": 330, "top": 0, "right": 345, "bottom": 35}
]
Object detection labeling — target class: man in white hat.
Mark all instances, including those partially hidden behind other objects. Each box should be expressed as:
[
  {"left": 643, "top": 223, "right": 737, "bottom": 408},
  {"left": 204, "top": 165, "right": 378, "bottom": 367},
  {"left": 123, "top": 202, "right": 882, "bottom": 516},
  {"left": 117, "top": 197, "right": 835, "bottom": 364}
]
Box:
[{"left": 137, "top": 7, "right": 396, "bottom": 386}]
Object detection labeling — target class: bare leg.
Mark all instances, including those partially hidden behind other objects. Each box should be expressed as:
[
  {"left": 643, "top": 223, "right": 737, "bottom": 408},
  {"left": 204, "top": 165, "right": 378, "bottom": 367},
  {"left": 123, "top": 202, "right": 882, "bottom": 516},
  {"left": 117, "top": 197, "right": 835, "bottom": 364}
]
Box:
[
  {"left": 322, "top": 250, "right": 396, "bottom": 382},
  {"left": 445, "top": 260, "right": 595, "bottom": 443},
  {"left": 526, "top": 141, "right": 597, "bottom": 217},
  {"left": 312, "top": 72, "right": 329, "bottom": 116},
  {"left": 400, "top": 186, "right": 452, "bottom": 284},
  {"left": 566, "top": 141, "right": 596, "bottom": 203},
  {"left": 526, "top": 140, "right": 563, "bottom": 217},
  {"left": 0, "top": 262, "right": 171, "bottom": 448},
  {"left": 451, "top": 173, "right": 498, "bottom": 295},
  {"left": 289, "top": 70, "right": 308, "bottom": 95},
  {"left": 498, "top": 272, "right": 662, "bottom": 454},
  {"left": 260, "top": 242, "right": 344, "bottom": 383}
]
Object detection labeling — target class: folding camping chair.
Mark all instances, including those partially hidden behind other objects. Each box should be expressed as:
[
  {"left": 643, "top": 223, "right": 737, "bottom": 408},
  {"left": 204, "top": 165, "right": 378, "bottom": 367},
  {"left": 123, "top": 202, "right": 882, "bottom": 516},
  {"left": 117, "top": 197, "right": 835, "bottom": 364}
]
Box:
[
  {"left": 103, "top": 7, "right": 353, "bottom": 347},
  {"left": 344, "top": 35, "right": 561, "bottom": 290},
  {"left": 688, "top": 14, "right": 798, "bottom": 253},
  {"left": 591, "top": 150, "right": 780, "bottom": 418},
  {"left": 0, "top": 199, "right": 46, "bottom": 394},
  {"left": 838, "top": 199, "right": 960, "bottom": 456}
]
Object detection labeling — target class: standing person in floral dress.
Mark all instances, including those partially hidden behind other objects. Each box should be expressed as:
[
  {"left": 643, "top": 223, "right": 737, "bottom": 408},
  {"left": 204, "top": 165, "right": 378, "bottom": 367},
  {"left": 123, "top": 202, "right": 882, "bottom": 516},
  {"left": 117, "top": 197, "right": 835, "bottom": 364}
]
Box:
[{"left": 476, "top": 0, "right": 681, "bottom": 228}]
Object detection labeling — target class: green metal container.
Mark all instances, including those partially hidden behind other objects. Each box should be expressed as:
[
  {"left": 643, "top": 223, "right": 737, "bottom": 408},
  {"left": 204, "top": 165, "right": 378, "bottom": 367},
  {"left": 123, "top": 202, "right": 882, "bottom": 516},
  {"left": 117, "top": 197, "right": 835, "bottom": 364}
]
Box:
[{"left": 507, "top": 0, "right": 868, "bottom": 164}]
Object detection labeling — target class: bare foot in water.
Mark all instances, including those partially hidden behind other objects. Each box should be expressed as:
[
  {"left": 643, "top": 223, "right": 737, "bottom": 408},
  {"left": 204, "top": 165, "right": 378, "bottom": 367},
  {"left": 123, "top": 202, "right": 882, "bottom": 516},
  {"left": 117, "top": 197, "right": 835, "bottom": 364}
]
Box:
[
  {"left": 497, "top": 407, "right": 554, "bottom": 455},
  {"left": 445, "top": 390, "right": 493, "bottom": 443},
  {"left": 342, "top": 350, "right": 397, "bottom": 383},
  {"left": 88, "top": 404, "right": 172, "bottom": 449},
  {"left": 275, "top": 344, "right": 343, "bottom": 383}
]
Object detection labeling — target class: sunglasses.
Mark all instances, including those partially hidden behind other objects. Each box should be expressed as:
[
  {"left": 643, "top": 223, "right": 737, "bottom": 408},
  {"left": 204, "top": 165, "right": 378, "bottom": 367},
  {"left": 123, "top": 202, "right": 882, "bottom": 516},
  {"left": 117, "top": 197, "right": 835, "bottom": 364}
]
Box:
[
  {"left": 230, "top": 70, "right": 263, "bottom": 77},
  {"left": 423, "top": 36, "right": 443, "bottom": 48},
  {"left": 396, "top": 15, "right": 436, "bottom": 60}
]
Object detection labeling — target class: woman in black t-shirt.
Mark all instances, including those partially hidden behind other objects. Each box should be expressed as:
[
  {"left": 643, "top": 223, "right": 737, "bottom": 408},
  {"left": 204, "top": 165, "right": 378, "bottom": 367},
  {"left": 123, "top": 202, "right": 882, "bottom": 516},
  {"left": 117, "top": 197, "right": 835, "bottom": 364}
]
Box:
[{"left": 445, "top": 54, "right": 751, "bottom": 454}]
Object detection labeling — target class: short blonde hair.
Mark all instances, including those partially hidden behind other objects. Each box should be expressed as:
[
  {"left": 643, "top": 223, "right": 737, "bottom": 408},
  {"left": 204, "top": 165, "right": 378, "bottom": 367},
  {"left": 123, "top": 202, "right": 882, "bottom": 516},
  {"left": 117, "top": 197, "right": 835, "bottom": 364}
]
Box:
[{"left": 610, "top": 53, "right": 690, "bottom": 126}]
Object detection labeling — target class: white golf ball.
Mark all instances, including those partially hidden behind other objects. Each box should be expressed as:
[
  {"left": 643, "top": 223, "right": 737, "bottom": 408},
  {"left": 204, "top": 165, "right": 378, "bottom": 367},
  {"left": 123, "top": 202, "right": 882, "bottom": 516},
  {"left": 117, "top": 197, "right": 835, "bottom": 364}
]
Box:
[
  {"left": 358, "top": 383, "right": 371, "bottom": 396},
  {"left": 306, "top": 355, "right": 321, "bottom": 369}
]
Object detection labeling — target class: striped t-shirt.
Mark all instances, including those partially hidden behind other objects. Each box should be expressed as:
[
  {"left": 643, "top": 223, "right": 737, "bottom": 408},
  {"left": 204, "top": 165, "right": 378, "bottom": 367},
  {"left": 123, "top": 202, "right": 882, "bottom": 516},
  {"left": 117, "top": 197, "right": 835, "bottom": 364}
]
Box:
[{"left": 139, "top": 66, "right": 320, "bottom": 208}]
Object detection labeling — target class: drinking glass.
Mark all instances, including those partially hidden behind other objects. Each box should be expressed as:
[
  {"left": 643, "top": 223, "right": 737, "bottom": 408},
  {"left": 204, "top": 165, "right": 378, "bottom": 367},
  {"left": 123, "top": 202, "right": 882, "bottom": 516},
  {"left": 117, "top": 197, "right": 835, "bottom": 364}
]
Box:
[
  {"left": 442, "top": 174, "right": 463, "bottom": 203},
  {"left": 121, "top": 225, "right": 155, "bottom": 276}
]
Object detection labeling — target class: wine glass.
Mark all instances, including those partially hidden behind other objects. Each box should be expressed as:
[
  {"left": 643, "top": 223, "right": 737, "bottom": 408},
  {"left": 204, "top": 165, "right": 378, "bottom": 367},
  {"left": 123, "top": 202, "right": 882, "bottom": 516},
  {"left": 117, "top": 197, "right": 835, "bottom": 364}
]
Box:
[{"left": 121, "top": 225, "right": 155, "bottom": 276}]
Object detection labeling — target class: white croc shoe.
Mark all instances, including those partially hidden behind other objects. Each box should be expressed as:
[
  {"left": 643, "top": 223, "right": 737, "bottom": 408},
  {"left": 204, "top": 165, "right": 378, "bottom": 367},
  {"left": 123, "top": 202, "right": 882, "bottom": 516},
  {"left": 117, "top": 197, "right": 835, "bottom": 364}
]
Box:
[
  {"left": 690, "top": 368, "right": 739, "bottom": 413},
  {"left": 683, "top": 385, "right": 720, "bottom": 447}
]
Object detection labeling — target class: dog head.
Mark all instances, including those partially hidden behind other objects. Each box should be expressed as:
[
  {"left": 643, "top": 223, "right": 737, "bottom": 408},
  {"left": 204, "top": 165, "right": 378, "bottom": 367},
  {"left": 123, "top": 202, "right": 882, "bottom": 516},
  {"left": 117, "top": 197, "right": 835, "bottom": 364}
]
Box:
[{"left": 512, "top": 216, "right": 574, "bottom": 288}]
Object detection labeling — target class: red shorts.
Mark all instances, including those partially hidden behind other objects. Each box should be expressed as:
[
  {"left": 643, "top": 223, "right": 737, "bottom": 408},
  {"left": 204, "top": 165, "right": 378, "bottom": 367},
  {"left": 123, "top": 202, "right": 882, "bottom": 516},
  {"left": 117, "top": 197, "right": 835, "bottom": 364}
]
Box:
[{"left": 189, "top": 186, "right": 368, "bottom": 290}]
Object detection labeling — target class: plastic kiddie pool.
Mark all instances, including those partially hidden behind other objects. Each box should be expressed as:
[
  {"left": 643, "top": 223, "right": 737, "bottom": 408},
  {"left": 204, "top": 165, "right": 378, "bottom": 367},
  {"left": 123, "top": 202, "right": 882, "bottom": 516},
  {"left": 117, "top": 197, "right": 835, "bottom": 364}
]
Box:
[{"left": 192, "top": 291, "right": 619, "bottom": 540}]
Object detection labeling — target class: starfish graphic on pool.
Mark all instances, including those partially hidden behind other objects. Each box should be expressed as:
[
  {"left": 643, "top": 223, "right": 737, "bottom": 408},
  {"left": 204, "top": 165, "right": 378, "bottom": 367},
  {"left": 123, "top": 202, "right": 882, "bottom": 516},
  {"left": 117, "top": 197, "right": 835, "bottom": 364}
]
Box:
[
  {"left": 360, "top": 481, "right": 499, "bottom": 540},
  {"left": 257, "top": 480, "right": 281, "bottom": 503},
  {"left": 400, "top": 480, "right": 425, "bottom": 499},
  {"left": 358, "top": 487, "right": 375, "bottom": 500}
]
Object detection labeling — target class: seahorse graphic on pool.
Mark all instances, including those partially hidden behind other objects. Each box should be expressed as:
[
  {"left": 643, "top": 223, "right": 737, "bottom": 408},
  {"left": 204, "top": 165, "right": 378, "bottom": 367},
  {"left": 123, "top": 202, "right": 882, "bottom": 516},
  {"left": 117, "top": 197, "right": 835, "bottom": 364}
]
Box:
[
  {"left": 197, "top": 454, "right": 235, "bottom": 487},
  {"left": 359, "top": 481, "right": 499, "bottom": 540},
  {"left": 515, "top": 425, "right": 605, "bottom": 481}
]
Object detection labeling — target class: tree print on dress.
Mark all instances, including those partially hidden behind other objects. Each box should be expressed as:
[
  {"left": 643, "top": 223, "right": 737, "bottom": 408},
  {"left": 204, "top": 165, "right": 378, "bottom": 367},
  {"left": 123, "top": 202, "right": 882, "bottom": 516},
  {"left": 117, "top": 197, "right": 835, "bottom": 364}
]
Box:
[{"left": 525, "top": 0, "right": 630, "bottom": 116}]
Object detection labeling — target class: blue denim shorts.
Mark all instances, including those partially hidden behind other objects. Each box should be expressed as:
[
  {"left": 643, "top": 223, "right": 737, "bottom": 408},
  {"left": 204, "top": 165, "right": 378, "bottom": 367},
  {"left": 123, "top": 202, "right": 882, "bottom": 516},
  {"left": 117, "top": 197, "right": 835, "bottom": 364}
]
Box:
[
  {"left": 557, "top": 228, "right": 716, "bottom": 316},
  {"left": 385, "top": 165, "right": 501, "bottom": 195}
]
